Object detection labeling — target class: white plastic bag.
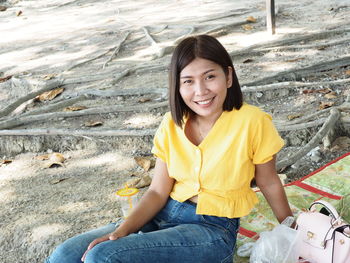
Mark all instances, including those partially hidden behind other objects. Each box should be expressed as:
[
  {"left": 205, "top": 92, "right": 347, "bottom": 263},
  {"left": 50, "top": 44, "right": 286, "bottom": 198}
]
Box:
[{"left": 249, "top": 217, "right": 300, "bottom": 263}]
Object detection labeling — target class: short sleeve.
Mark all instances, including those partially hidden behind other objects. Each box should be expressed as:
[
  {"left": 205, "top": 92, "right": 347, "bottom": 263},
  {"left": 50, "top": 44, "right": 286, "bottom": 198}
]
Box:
[
  {"left": 252, "top": 112, "right": 285, "bottom": 164},
  {"left": 151, "top": 113, "right": 170, "bottom": 163}
]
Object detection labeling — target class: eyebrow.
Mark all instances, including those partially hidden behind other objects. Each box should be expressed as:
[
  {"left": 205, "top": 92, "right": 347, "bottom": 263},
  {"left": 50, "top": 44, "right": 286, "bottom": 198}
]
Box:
[{"left": 180, "top": 69, "right": 215, "bottom": 79}]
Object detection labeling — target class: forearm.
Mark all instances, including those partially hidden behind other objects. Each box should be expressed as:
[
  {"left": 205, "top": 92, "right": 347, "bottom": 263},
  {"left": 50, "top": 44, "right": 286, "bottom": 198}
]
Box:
[
  {"left": 116, "top": 189, "right": 169, "bottom": 235},
  {"left": 255, "top": 156, "right": 293, "bottom": 224},
  {"left": 259, "top": 181, "right": 293, "bottom": 223}
]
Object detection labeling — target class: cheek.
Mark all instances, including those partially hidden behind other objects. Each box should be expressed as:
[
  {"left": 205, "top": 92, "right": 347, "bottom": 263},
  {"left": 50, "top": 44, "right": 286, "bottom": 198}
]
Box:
[{"left": 179, "top": 87, "right": 191, "bottom": 100}]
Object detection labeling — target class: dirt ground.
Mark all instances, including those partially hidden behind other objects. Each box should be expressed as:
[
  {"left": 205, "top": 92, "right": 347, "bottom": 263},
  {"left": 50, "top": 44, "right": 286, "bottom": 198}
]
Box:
[{"left": 0, "top": 0, "right": 349, "bottom": 262}]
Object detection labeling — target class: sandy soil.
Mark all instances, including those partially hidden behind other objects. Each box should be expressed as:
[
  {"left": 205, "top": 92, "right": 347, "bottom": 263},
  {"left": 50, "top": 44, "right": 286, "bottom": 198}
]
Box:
[{"left": 0, "top": 0, "right": 349, "bottom": 262}]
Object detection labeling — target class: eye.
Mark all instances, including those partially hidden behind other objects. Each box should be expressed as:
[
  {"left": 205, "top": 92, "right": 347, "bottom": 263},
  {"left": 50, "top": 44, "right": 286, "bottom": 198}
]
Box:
[
  {"left": 182, "top": 79, "right": 192, "bottom": 84},
  {"left": 205, "top": 74, "right": 215, "bottom": 80}
]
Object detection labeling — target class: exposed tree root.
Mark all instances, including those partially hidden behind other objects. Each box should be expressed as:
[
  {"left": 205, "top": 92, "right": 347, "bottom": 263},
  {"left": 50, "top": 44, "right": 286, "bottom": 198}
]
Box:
[
  {"left": 196, "top": 9, "right": 251, "bottom": 23},
  {"left": 63, "top": 68, "right": 130, "bottom": 85},
  {"left": 244, "top": 55, "right": 350, "bottom": 86},
  {"left": 0, "top": 79, "right": 63, "bottom": 119},
  {"left": 277, "top": 109, "right": 341, "bottom": 171},
  {"left": 276, "top": 118, "right": 326, "bottom": 131},
  {"left": 142, "top": 25, "right": 195, "bottom": 59},
  {"left": 242, "top": 78, "right": 350, "bottom": 92},
  {"left": 21, "top": 95, "right": 90, "bottom": 117},
  {"left": 102, "top": 31, "right": 130, "bottom": 69},
  {"left": 259, "top": 38, "right": 350, "bottom": 52},
  {"left": 0, "top": 102, "right": 168, "bottom": 130},
  {"left": 67, "top": 31, "right": 131, "bottom": 71},
  {"left": 276, "top": 108, "right": 331, "bottom": 126},
  {"left": 0, "top": 128, "right": 156, "bottom": 137},
  {"left": 229, "top": 27, "right": 350, "bottom": 58}
]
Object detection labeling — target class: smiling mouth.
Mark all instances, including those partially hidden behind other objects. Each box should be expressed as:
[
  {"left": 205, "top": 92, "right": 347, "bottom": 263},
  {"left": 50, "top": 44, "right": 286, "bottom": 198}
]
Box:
[{"left": 195, "top": 97, "right": 214, "bottom": 105}]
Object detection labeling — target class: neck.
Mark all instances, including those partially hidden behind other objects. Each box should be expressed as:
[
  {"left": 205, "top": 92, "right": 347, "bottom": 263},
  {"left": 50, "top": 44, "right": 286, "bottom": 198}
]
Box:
[{"left": 195, "top": 111, "right": 223, "bottom": 129}]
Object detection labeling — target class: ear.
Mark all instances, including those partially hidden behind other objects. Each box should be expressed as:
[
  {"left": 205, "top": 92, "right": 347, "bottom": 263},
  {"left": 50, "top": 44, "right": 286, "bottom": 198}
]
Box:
[{"left": 226, "top": 66, "right": 233, "bottom": 88}]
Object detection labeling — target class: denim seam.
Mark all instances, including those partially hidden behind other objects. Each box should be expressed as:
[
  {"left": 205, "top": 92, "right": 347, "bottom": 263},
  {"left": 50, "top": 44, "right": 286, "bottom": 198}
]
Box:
[
  {"left": 221, "top": 251, "right": 234, "bottom": 263},
  {"left": 104, "top": 238, "right": 227, "bottom": 263}
]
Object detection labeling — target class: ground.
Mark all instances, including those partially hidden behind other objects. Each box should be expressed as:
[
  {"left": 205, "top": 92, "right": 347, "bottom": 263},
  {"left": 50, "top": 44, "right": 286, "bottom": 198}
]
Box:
[{"left": 0, "top": 0, "right": 349, "bottom": 262}]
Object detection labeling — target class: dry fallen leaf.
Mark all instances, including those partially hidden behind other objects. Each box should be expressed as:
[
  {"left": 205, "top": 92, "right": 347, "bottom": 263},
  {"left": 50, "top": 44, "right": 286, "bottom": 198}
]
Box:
[
  {"left": 345, "top": 70, "right": 350, "bottom": 75},
  {"left": 49, "top": 153, "right": 65, "bottom": 163},
  {"left": 36, "top": 152, "right": 65, "bottom": 163},
  {"left": 287, "top": 114, "right": 302, "bottom": 121},
  {"left": 35, "top": 154, "right": 50, "bottom": 160},
  {"left": 134, "top": 157, "right": 153, "bottom": 171},
  {"left": 246, "top": 16, "right": 257, "bottom": 23},
  {"left": 84, "top": 121, "right": 103, "bottom": 127},
  {"left": 285, "top": 57, "right": 305, "bottom": 63},
  {"left": 43, "top": 74, "right": 56, "bottom": 80},
  {"left": 324, "top": 92, "right": 337, "bottom": 99},
  {"left": 0, "top": 75, "right": 12, "bottom": 82},
  {"left": 319, "top": 101, "right": 334, "bottom": 110},
  {"left": 45, "top": 162, "right": 64, "bottom": 168},
  {"left": 16, "top": 10, "right": 22, "bottom": 16},
  {"left": 135, "top": 175, "right": 152, "bottom": 188},
  {"left": 125, "top": 177, "right": 141, "bottom": 188},
  {"left": 243, "top": 58, "right": 254, "bottom": 63},
  {"left": 302, "top": 89, "right": 315, "bottom": 94},
  {"left": 50, "top": 178, "right": 68, "bottom": 184},
  {"left": 64, "top": 106, "right": 87, "bottom": 111},
  {"left": 318, "top": 88, "right": 332, "bottom": 94},
  {"left": 138, "top": 97, "right": 151, "bottom": 103},
  {"left": 37, "top": 87, "right": 64, "bottom": 101},
  {"left": 126, "top": 175, "right": 152, "bottom": 188},
  {"left": 0, "top": 159, "right": 12, "bottom": 166},
  {"left": 302, "top": 88, "right": 332, "bottom": 94},
  {"left": 242, "top": 24, "right": 253, "bottom": 30}
]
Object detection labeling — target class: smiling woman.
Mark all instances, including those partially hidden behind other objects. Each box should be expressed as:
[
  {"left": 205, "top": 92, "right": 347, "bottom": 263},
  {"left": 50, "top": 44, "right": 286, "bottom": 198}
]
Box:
[
  {"left": 169, "top": 35, "right": 242, "bottom": 128},
  {"left": 45, "top": 35, "right": 293, "bottom": 263}
]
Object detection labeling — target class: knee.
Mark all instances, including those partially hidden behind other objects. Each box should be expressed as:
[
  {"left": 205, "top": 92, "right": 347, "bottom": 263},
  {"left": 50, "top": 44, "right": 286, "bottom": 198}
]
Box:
[
  {"left": 84, "top": 243, "right": 123, "bottom": 263},
  {"left": 45, "top": 243, "right": 69, "bottom": 263},
  {"left": 45, "top": 239, "right": 83, "bottom": 263},
  {"left": 84, "top": 245, "right": 108, "bottom": 263}
]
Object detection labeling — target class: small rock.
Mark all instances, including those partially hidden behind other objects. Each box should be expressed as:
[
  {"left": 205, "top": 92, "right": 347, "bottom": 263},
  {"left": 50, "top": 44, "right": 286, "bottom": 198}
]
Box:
[
  {"left": 310, "top": 153, "right": 322, "bottom": 163},
  {"left": 307, "top": 146, "right": 320, "bottom": 157},
  {"left": 255, "top": 92, "right": 263, "bottom": 98},
  {"left": 0, "top": 5, "right": 7, "bottom": 11}
]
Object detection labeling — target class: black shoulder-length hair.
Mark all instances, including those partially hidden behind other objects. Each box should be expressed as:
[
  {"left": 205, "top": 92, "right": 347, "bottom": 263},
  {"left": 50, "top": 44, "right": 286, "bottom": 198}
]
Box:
[{"left": 169, "top": 34, "right": 243, "bottom": 127}]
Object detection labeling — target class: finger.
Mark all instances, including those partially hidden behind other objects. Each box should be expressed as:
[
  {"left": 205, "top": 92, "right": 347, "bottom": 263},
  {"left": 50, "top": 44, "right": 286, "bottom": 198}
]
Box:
[
  {"left": 81, "top": 249, "right": 89, "bottom": 262},
  {"left": 87, "top": 236, "right": 109, "bottom": 250},
  {"left": 109, "top": 232, "right": 119, "bottom": 240}
]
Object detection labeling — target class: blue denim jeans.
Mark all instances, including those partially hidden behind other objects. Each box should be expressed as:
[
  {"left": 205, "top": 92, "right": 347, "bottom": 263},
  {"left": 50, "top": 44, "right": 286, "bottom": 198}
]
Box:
[{"left": 45, "top": 198, "right": 240, "bottom": 263}]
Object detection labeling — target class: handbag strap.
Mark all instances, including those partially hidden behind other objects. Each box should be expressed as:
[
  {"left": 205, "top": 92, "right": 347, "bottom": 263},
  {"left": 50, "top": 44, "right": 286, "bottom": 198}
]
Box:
[
  {"left": 309, "top": 200, "right": 341, "bottom": 222},
  {"left": 331, "top": 224, "right": 350, "bottom": 263}
]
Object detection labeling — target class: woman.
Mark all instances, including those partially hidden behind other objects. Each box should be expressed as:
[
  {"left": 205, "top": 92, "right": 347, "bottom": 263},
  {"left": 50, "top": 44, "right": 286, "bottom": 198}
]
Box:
[{"left": 46, "top": 35, "right": 293, "bottom": 263}]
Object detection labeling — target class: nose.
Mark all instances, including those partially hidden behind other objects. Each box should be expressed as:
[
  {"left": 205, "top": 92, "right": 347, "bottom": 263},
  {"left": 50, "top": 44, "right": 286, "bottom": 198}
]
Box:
[{"left": 194, "top": 80, "right": 208, "bottom": 96}]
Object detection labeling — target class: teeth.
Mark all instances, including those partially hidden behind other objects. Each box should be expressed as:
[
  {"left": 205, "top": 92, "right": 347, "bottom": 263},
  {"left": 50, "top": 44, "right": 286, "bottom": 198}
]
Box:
[{"left": 197, "top": 98, "right": 212, "bottom": 105}]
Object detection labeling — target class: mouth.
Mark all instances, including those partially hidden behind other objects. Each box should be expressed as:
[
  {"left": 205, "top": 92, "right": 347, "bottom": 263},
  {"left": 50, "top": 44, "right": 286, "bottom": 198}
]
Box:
[{"left": 195, "top": 97, "right": 215, "bottom": 105}]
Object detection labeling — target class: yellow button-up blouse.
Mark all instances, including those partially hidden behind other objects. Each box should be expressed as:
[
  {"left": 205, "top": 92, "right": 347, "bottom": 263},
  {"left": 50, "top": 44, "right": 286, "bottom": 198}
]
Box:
[{"left": 151, "top": 103, "right": 284, "bottom": 218}]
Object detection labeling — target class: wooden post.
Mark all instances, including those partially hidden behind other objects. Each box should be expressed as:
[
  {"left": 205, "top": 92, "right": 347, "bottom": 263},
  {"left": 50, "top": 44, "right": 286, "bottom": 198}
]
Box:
[{"left": 266, "top": 0, "right": 276, "bottom": 34}]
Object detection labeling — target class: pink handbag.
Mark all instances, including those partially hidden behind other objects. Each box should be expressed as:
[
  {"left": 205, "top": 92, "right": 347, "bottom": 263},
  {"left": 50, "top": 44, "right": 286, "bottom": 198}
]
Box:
[{"left": 296, "top": 200, "right": 350, "bottom": 263}]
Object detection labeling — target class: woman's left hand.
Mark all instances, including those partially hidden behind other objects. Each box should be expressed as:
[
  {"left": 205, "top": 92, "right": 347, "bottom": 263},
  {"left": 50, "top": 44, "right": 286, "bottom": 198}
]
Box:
[{"left": 81, "top": 228, "right": 128, "bottom": 262}]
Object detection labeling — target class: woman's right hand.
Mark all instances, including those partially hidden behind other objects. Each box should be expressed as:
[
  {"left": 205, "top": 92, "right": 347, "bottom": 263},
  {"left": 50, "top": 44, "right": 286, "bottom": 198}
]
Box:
[{"left": 81, "top": 228, "right": 129, "bottom": 262}]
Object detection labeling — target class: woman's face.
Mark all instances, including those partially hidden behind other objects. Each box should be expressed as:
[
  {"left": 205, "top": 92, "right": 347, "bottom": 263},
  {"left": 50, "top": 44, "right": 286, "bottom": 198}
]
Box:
[{"left": 179, "top": 57, "right": 232, "bottom": 121}]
